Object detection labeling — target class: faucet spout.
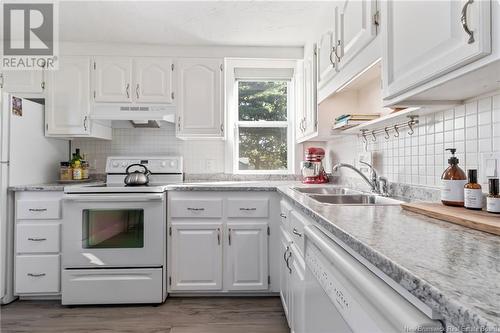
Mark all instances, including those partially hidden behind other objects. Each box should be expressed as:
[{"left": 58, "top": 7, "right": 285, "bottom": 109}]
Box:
[{"left": 331, "top": 162, "right": 386, "bottom": 195}]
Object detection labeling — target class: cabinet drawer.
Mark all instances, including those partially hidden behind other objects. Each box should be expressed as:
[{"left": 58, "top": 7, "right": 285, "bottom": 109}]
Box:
[
  {"left": 170, "top": 199, "right": 223, "bottom": 218},
  {"left": 290, "top": 211, "right": 310, "bottom": 256},
  {"left": 227, "top": 199, "right": 269, "bottom": 218},
  {"left": 62, "top": 268, "right": 163, "bottom": 305},
  {"left": 15, "top": 255, "right": 60, "bottom": 294},
  {"left": 17, "top": 200, "right": 61, "bottom": 219},
  {"left": 16, "top": 223, "right": 60, "bottom": 253}
]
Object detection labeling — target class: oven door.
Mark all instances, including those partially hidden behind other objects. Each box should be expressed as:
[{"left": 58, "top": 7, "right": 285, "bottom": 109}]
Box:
[{"left": 62, "top": 193, "right": 165, "bottom": 268}]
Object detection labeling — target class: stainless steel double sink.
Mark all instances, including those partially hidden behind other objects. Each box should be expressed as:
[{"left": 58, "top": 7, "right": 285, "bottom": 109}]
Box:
[{"left": 293, "top": 187, "right": 403, "bottom": 206}]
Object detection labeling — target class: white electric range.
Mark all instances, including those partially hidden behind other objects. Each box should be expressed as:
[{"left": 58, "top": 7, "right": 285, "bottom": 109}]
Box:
[{"left": 61, "top": 156, "right": 182, "bottom": 305}]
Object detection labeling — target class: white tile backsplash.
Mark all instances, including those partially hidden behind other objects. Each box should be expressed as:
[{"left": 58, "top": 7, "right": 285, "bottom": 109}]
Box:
[
  {"left": 72, "top": 123, "right": 225, "bottom": 174},
  {"left": 326, "top": 92, "right": 500, "bottom": 188}
]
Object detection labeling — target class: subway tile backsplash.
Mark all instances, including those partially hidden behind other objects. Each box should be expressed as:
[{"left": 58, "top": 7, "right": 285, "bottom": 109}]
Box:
[
  {"left": 326, "top": 92, "right": 500, "bottom": 189},
  {"left": 72, "top": 124, "right": 225, "bottom": 174}
]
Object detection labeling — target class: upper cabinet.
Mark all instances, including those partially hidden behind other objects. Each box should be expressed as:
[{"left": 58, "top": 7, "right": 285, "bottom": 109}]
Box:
[
  {"left": 297, "top": 46, "right": 318, "bottom": 143},
  {"left": 337, "top": 0, "right": 378, "bottom": 69},
  {"left": 92, "top": 56, "right": 174, "bottom": 104},
  {"left": 134, "top": 58, "right": 174, "bottom": 104},
  {"left": 45, "top": 56, "right": 111, "bottom": 139},
  {"left": 176, "top": 58, "right": 224, "bottom": 139},
  {"left": 316, "top": 0, "right": 380, "bottom": 104},
  {"left": 382, "top": 0, "right": 492, "bottom": 102},
  {"left": 93, "top": 57, "right": 133, "bottom": 103},
  {"left": 1, "top": 71, "right": 45, "bottom": 94}
]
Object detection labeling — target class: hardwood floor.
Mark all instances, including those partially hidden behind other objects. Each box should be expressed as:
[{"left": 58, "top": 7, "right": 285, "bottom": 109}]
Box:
[{"left": 1, "top": 297, "right": 289, "bottom": 333}]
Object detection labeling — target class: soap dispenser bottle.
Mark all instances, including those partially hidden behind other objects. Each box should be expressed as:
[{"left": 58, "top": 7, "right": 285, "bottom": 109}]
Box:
[{"left": 441, "top": 148, "right": 467, "bottom": 207}]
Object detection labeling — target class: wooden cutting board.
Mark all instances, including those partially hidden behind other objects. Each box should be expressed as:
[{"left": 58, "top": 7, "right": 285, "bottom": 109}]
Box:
[{"left": 400, "top": 202, "right": 500, "bottom": 236}]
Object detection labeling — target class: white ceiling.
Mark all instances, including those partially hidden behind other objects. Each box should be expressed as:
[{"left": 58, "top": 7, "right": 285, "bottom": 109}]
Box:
[{"left": 59, "top": 1, "right": 335, "bottom": 47}]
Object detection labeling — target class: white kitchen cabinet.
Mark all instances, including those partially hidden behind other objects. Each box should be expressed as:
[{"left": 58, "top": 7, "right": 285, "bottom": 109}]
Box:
[
  {"left": 289, "top": 245, "right": 305, "bottom": 333},
  {"left": 93, "top": 56, "right": 133, "bottom": 103},
  {"left": 225, "top": 223, "right": 269, "bottom": 291},
  {"left": 176, "top": 58, "right": 224, "bottom": 139},
  {"left": 1, "top": 71, "right": 44, "bottom": 94},
  {"left": 337, "top": 0, "right": 378, "bottom": 70},
  {"left": 14, "top": 191, "right": 63, "bottom": 296},
  {"left": 134, "top": 57, "right": 174, "bottom": 104},
  {"left": 317, "top": 31, "right": 337, "bottom": 88},
  {"left": 382, "top": 0, "right": 492, "bottom": 100},
  {"left": 45, "top": 56, "right": 111, "bottom": 139},
  {"left": 170, "top": 223, "right": 223, "bottom": 291},
  {"left": 297, "top": 46, "right": 318, "bottom": 142},
  {"left": 280, "top": 226, "right": 292, "bottom": 326}
]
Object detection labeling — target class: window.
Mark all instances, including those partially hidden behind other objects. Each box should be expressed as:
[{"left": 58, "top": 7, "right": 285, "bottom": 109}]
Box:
[{"left": 235, "top": 80, "right": 292, "bottom": 173}]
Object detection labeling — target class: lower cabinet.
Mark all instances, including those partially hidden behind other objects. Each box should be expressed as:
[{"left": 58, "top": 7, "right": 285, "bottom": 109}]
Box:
[
  {"left": 280, "top": 226, "right": 292, "bottom": 325},
  {"left": 168, "top": 192, "right": 275, "bottom": 293},
  {"left": 170, "top": 222, "right": 223, "bottom": 291},
  {"left": 225, "top": 223, "right": 269, "bottom": 291}
]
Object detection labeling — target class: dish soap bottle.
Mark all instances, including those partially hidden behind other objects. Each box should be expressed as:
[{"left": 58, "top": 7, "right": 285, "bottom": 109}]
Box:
[
  {"left": 464, "top": 169, "right": 482, "bottom": 210},
  {"left": 441, "top": 148, "right": 467, "bottom": 207}
]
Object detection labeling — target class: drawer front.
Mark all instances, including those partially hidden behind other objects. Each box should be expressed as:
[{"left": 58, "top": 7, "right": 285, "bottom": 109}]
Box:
[
  {"left": 62, "top": 268, "right": 163, "bottom": 305},
  {"left": 170, "top": 199, "right": 223, "bottom": 218},
  {"left": 290, "top": 211, "right": 309, "bottom": 255},
  {"left": 16, "top": 223, "right": 60, "bottom": 253},
  {"left": 15, "top": 255, "right": 60, "bottom": 294},
  {"left": 227, "top": 199, "right": 269, "bottom": 218},
  {"left": 17, "top": 200, "right": 61, "bottom": 220}
]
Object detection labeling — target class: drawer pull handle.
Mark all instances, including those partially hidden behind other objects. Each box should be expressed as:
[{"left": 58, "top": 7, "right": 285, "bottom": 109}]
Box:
[
  {"left": 187, "top": 207, "right": 205, "bottom": 211},
  {"left": 239, "top": 207, "right": 257, "bottom": 211},
  {"left": 228, "top": 228, "right": 232, "bottom": 245},
  {"left": 27, "top": 273, "right": 46, "bottom": 277},
  {"left": 27, "top": 237, "right": 47, "bottom": 241},
  {"left": 217, "top": 228, "right": 221, "bottom": 246},
  {"left": 280, "top": 213, "right": 287, "bottom": 218},
  {"left": 28, "top": 208, "right": 47, "bottom": 212},
  {"left": 293, "top": 228, "right": 303, "bottom": 237}
]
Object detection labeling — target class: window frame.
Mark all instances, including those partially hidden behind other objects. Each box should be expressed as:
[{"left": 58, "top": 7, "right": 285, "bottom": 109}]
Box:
[{"left": 233, "top": 79, "right": 294, "bottom": 175}]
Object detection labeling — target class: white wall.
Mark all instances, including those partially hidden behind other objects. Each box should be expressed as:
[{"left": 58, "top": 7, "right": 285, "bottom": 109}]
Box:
[{"left": 318, "top": 91, "right": 500, "bottom": 189}]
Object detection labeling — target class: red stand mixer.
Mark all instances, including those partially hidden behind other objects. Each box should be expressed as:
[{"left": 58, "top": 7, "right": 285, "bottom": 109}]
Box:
[{"left": 300, "top": 147, "right": 329, "bottom": 184}]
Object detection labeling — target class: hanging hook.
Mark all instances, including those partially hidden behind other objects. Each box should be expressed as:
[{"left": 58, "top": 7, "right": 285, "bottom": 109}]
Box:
[
  {"left": 393, "top": 124, "right": 400, "bottom": 137},
  {"left": 371, "top": 130, "right": 377, "bottom": 142},
  {"left": 384, "top": 127, "right": 390, "bottom": 140},
  {"left": 408, "top": 120, "right": 415, "bottom": 136},
  {"left": 360, "top": 130, "right": 368, "bottom": 151}
]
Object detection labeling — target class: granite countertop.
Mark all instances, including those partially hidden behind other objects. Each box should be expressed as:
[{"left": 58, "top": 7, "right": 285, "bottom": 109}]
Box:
[
  {"left": 167, "top": 180, "right": 299, "bottom": 191},
  {"left": 278, "top": 186, "right": 500, "bottom": 331},
  {"left": 8, "top": 181, "right": 104, "bottom": 192}
]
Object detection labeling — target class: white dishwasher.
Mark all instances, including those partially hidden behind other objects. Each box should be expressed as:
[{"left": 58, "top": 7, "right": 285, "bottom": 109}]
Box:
[{"left": 303, "top": 225, "right": 443, "bottom": 333}]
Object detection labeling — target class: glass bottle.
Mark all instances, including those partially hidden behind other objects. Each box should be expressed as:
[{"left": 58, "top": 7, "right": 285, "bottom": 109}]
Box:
[
  {"left": 464, "top": 169, "right": 482, "bottom": 210},
  {"left": 441, "top": 148, "right": 467, "bottom": 207}
]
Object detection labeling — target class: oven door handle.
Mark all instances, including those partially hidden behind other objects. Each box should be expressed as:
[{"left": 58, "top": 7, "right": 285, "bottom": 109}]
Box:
[{"left": 63, "top": 194, "right": 165, "bottom": 202}]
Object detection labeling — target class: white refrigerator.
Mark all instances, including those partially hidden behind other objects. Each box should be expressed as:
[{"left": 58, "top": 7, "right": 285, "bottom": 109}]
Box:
[{"left": 0, "top": 92, "right": 68, "bottom": 304}]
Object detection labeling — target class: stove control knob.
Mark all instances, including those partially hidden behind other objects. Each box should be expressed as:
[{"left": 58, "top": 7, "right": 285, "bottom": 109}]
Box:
[
  {"left": 160, "top": 161, "right": 167, "bottom": 167},
  {"left": 112, "top": 161, "right": 119, "bottom": 167},
  {"left": 121, "top": 162, "right": 127, "bottom": 168},
  {"left": 169, "top": 161, "right": 176, "bottom": 167}
]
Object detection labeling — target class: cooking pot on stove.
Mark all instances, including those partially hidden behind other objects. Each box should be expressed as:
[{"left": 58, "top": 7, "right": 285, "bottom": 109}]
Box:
[{"left": 124, "top": 164, "right": 151, "bottom": 186}]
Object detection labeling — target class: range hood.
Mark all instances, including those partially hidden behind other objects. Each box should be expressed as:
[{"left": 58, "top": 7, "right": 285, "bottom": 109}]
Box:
[{"left": 91, "top": 104, "right": 176, "bottom": 123}]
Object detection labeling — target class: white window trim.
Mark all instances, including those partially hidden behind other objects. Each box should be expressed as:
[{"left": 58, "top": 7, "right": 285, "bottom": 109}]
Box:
[{"left": 224, "top": 59, "right": 297, "bottom": 175}]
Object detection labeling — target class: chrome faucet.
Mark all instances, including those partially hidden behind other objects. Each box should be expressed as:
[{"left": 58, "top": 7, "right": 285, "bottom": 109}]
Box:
[{"left": 331, "top": 162, "right": 389, "bottom": 196}]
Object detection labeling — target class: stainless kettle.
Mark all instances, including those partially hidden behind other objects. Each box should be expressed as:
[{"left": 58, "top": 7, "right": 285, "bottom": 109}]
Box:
[{"left": 124, "top": 164, "right": 151, "bottom": 186}]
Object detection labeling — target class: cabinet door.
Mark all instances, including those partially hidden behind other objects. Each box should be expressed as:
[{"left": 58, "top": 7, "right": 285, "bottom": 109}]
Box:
[
  {"left": 170, "top": 223, "right": 223, "bottom": 291},
  {"left": 338, "top": 0, "right": 378, "bottom": 69},
  {"left": 93, "top": 57, "right": 133, "bottom": 103},
  {"left": 133, "top": 57, "right": 174, "bottom": 104},
  {"left": 382, "top": 0, "right": 491, "bottom": 100},
  {"left": 317, "top": 31, "right": 337, "bottom": 88},
  {"left": 303, "top": 47, "right": 318, "bottom": 137},
  {"left": 280, "top": 228, "right": 292, "bottom": 326},
  {"left": 45, "top": 56, "right": 90, "bottom": 135},
  {"left": 295, "top": 60, "right": 306, "bottom": 142},
  {"left": 2, "top": 71, "right": 44, "bottom": 93},
  {"left": 176, "top": 58, "right": 223, "bottom": 138},
  {"left": 290, "top": 247, "right": 305, "bottom": 333},
  {"left": 225, "top": 223, "right": 268, "bottom": 291}
]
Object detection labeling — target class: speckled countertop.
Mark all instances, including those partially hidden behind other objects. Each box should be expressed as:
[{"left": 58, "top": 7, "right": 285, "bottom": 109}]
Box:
[
  {"left": 278, "top": 186, "right": 500, "bottom": 331},
  {"left": 8, "top": 181, "right": 104, "bottom": 192},
  {"left": 167, "top": 180, "right": 298, "bottom": 191}
]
